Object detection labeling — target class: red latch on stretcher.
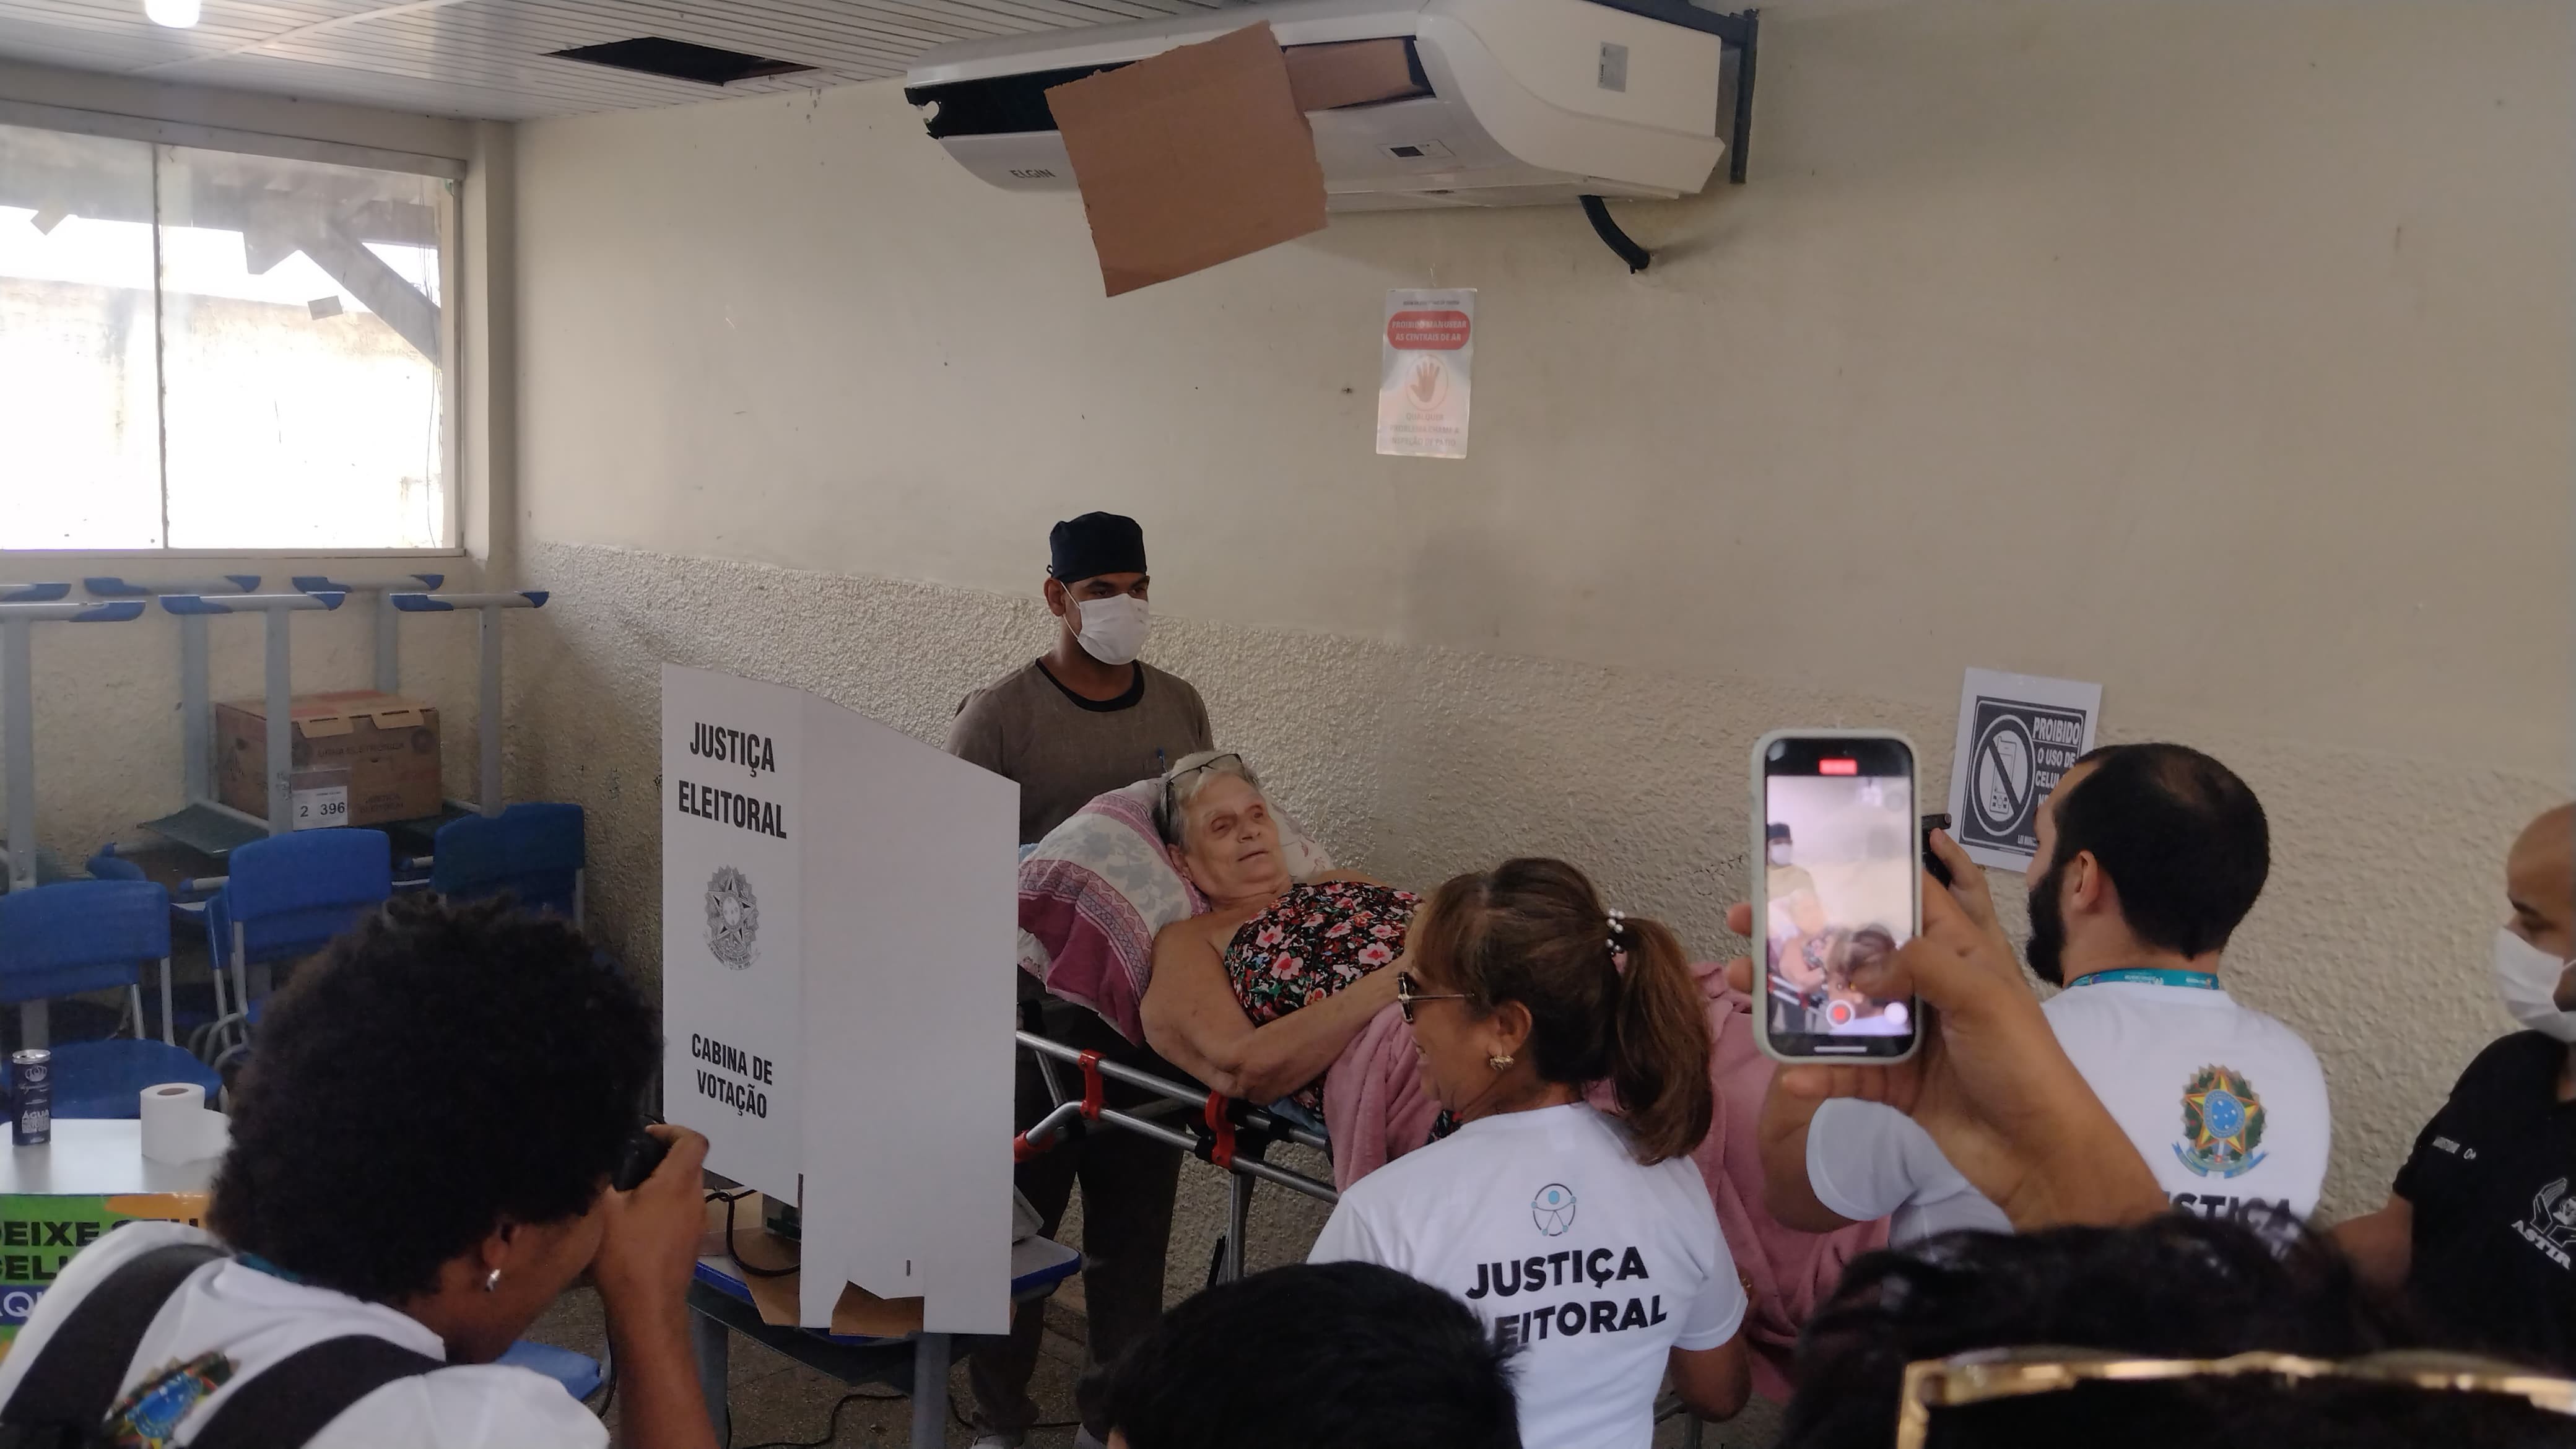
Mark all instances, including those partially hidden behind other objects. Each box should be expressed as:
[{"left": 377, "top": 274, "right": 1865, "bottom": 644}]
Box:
[
  {"left": 1077, "top": 1051, "right": 1105, "bottom": 1121},
  {"left": 1203, "top": 1092, "right": 1236, "bottom": 1170},
  {"left": 1011, "top": 1050, "right": 1113, "bottom": 1162}
]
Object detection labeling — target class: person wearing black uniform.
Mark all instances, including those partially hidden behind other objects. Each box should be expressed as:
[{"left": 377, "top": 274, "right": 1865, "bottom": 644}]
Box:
[{"left": 2337, "top": 803, "right": 2576, "bottom": 1368}]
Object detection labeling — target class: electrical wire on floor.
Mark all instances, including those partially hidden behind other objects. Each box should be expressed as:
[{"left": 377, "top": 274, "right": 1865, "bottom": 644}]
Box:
[
  {"left": 731, "top": 1387, "right": 910, "bottom": 1449},
  {"left": 699, "top": 1186, "right": 1086, "bottom": 1441},
  {"left": 707, "top": 1186, "right": 798, "bottom": 1278}
]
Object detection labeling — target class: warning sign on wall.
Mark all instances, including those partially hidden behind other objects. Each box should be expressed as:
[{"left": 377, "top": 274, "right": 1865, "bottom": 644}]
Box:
[
  {"left": 1946, "top": 668, "right": 2103, "bottom": 871},
  {"left": 1377, "top": 288, "right": 1474, "bottom": 459}
]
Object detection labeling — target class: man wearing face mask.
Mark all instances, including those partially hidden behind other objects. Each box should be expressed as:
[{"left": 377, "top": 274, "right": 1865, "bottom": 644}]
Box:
[
  {"left": 1760, "top": 743, "right": 2333, "bottom": 1245},
  {"left": 949, "top": 512, "right": 1211, "bottom": 1449},
  {"left": 948, "top": 511, "right": 1213, "bottom": 845},
  {"left": 2334, "top": 803, "right": 2576, "bottom": 1370}
]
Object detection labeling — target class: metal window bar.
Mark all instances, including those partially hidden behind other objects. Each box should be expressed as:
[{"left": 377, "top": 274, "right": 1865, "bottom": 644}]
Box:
[
  {"left": 0, "top": 596, "right": 149, "bottom": 1046},
  {"left": 150, "top": 590, "right": 348, "bottom": 842},
  {"left": 387, "top": 591, "right": 549, "bottom": 817},
  {"left": 0, "top": 598, "right": 149, "bottom": 897},
  {"left": 289, "top": 574, "right": 445, "bottom": 695},
  {"left": 84, "top": 577, "right": 258, "bottom": 809}
]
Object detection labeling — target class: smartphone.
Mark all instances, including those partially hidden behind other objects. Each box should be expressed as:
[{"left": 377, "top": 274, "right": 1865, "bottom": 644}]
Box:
[
  {"left": 1752, "top": 731, "right": 1922, "bottom": 1063},
  {"left": 613, "top": 1123, "right": 670, "bottom": 1191},
  {"left": 1921, "top": 812, "right": 1954, "bottom": 887}
]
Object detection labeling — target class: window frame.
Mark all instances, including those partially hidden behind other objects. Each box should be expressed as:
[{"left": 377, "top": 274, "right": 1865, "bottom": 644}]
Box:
[{"left": 0, "top": 98, "right": 468, "bottom": 559}]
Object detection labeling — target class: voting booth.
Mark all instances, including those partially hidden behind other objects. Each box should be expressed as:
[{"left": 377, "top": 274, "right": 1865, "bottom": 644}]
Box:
[{"left": 661, "top": 664, "right": 1017, "bottom": 1333}]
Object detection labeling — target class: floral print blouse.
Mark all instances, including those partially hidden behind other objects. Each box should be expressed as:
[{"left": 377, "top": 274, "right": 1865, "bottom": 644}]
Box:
[{"left": 1222, "top": 881, "right": 1420, "bottom": 1110}]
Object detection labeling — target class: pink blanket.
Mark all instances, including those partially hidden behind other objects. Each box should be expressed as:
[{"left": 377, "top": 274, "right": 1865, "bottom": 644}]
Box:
[
  {"left": 1321, "top": 963, "right": 1887, "bottom": 1401},
  {"left": 1321, "top": 1003, "right": 1440, "bottom": 1188}
]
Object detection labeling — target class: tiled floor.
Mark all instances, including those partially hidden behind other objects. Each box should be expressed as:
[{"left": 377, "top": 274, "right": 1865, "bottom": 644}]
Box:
[
  {"left": 524, "top": 1287, "right": 1784, "bottom": 1448},
  {"left": 524, "top": 1289, "right": 1096, "bottom": 1448}
]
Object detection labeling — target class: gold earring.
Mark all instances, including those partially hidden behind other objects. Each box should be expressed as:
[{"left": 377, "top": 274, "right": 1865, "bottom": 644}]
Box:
[{"left": 1487, "top": 1053, "right": 1514, "bottom": 1072}]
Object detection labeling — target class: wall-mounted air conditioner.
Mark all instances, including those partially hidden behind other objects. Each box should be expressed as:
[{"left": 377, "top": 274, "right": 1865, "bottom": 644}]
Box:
[{"left": 903, "top": 0, "right": 1756, "bottom": 213}]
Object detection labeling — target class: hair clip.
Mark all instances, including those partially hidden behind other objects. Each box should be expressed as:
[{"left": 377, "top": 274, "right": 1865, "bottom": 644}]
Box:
[{"left": 1606, "top": 908, "right": 1627, "bottom": 951}]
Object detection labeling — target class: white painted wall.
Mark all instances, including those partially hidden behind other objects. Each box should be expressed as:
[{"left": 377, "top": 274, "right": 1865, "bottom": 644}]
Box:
[{"left": 510, "top": 0, "right": 2572, "bottom": 1243}]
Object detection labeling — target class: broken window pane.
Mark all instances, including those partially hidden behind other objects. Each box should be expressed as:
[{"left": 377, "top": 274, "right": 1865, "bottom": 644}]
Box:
[
  {"left": 157, "top": 144, "right": 449, "bottom": 549},
  {"left": 0, "top": 124, "right": 164, "bottom": 549}
]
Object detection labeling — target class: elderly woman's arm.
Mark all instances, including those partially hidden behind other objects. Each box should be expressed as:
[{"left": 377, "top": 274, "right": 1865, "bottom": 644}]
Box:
[
  {"left": 1142, "top": 921, "right": 1401, "bottom": 1105},
  {"left": 1669, "top": 1338, "right": 1751, "bottom": 1422}
]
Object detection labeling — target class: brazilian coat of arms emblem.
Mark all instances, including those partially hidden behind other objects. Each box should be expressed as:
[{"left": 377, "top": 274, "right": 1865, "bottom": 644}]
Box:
[
  {"left": 2174, "top": 1063, "right": 2268, "bottom": 1178},
  {"left": 706, "top": 865, "right": 759, "bottom": 970}
]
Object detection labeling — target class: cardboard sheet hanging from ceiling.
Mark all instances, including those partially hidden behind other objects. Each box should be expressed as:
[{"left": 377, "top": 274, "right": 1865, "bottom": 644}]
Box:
[{"left": 1045, "top": 24, "right": 1427, "bottom": 295}]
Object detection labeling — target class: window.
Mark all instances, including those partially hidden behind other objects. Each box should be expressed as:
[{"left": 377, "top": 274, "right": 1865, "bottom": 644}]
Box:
[{"left": 0, "top": 122, "right": 455, "bottom": 551}]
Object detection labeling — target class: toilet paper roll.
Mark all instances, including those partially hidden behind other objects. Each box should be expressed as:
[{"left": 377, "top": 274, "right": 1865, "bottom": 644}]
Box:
[{"left": 141, "top": 1082, "right": 230, "bottom": 1165}]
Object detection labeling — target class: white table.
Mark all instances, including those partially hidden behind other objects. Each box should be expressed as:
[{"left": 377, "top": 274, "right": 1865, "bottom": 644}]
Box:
[
  {"left": 0, "top": 1120, "right": 218, "bottom": 1343},
  {"left": 0, "top": 1120, "right": 218, "bottom": 1196}
]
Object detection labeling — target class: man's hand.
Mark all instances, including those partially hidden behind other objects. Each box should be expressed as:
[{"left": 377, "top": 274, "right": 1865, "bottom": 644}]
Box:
[
  {"left": 1926, "top": 828, "right": 2015, "bottom": 962},
  {"left": 1725, "top": 885, "right": 2165, "bottom": 1229},
  {"left": 593, "top": 1123, "right": 710, "bottom": 1326}
]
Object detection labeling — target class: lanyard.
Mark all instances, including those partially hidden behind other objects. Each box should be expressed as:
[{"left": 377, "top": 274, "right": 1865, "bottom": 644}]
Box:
[
  {"left": 2066, "top": 967, "right": 2221, "bottom": 991},
  {"left": 237, "top": 1252, "right": 307, "bottom": 1284}
]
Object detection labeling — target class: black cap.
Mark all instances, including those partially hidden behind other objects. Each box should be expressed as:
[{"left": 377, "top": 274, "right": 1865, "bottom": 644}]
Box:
[
  {"left": 1049, "top": 513, "right": 1147, "bottom": 585},
  {"left": 1767, "top": 823, "right": 1793, "bottom": 843}
]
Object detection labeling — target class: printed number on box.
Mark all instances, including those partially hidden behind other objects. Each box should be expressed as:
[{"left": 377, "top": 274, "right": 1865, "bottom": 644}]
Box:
[{"left": 292, "top": 786, "right": 350, "bottom": 830}]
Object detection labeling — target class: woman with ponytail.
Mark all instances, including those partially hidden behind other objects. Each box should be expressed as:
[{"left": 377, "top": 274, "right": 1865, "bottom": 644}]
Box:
[{"left": 1308, "top": 858, "right": 1748, "bottom": 1447}]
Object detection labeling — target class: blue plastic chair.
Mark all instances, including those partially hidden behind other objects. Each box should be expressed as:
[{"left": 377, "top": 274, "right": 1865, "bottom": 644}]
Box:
[
  {"left": 431, "top": 803, "right": 585, "bottom": 925},
  {"left": 0, "top": 881, "right": 222, "bottom": 1117},
  {"left": 199, "top": 830, "right": 391, "bottom": 1060},
  {"left": 497, "top": 1339, "right": 605, "bottom": 1400}
]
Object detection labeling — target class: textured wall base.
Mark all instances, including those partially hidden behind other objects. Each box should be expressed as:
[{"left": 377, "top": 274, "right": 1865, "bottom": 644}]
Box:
[{"left": 511, "top": 539, "right": 2562, "bottom": 1253}]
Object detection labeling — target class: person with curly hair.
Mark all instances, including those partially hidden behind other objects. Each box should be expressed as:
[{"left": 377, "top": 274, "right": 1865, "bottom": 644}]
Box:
[
  {"left": 1778, "top": 1215, "right": 2576, "bottom": 1449},
  {"left": 1086, "top": 1261, "right": 1521, "bottom": 1449},
  {"left": 0, "top": 894, "right": 714, "bottom": 1449}
]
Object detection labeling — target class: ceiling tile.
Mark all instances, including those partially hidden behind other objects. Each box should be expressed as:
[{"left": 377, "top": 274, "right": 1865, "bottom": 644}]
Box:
[{"left": 0, "top": 0, "right": 1227, "bottom": 120}]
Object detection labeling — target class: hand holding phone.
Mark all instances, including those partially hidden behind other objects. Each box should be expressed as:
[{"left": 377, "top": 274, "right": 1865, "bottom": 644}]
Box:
[
  {"left": 613, "top": 1122, "right": 672, "bottom": 1191},
  {"left": 1921, "top": 813, "right": 1954, "bottom": 887},
  {"left": 1752, "top": 731, "right": 1922, "bottom": 1064}
]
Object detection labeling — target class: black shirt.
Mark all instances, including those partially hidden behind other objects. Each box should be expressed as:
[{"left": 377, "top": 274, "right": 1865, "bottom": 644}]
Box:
[{"left": 2393, "top": 1030, "right": 2576, "bottom": 1369}]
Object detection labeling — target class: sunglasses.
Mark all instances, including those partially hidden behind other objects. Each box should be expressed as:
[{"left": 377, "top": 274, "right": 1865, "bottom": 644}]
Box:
[
  {"left": 1159, "top": 752, "right": 1245, "bottom": 843},
  {"left": 1395, "top": 971, "right": 1469, "bottom": 1024}
]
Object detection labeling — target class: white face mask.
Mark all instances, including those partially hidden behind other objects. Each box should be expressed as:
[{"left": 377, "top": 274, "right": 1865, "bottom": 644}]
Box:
[
  {"left": 1769, "top": 843, "right": 1793, "bottom": 868},
  {"left": 2492, "top": 926, "right": 2576, "bottom": 1043},
  {"left": 1071, "top": 593, "right": 1151, "bottom": 667}
]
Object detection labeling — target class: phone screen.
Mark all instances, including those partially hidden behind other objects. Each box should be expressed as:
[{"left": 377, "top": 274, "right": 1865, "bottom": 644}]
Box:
[{"left": 1761, "top": 736, "right": 1920, "bottom": 1058}]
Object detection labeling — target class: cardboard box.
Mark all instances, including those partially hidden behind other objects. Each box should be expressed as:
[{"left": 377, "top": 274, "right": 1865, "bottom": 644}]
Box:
[
  {"left": 1043, "top": 28, "right": 1429, "bottom": 296},
  {"left": 1045, "top": 22, "right": 1329, "bottom": 297},
  {"left": 216, "top": 690, "right": 442, "bottom": 827}
]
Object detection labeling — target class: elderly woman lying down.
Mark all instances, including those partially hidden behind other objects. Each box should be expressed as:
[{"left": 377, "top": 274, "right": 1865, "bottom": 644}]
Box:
[
  {"left": 1140, "top": 751, "right": 1421, "bottom": 1110},
  {"left": 1055, "top": 751, "right": 1886, "bottom": 1396}
]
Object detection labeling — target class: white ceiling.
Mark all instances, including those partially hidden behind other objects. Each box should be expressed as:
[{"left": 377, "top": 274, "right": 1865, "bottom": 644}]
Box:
[{"left": 0, "top": 0, "right": 1220, "bottom": 121}]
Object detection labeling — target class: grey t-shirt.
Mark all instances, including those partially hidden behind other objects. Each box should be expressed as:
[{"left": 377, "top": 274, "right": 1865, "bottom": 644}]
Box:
[{"left": 946, "top": 659, "right": 1213, "bottom": 844}]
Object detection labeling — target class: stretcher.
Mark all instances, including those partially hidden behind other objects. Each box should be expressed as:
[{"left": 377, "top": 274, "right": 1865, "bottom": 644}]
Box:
[{"left": 1011, "top": 1027, "right": 1338, "bottom": 1284}]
